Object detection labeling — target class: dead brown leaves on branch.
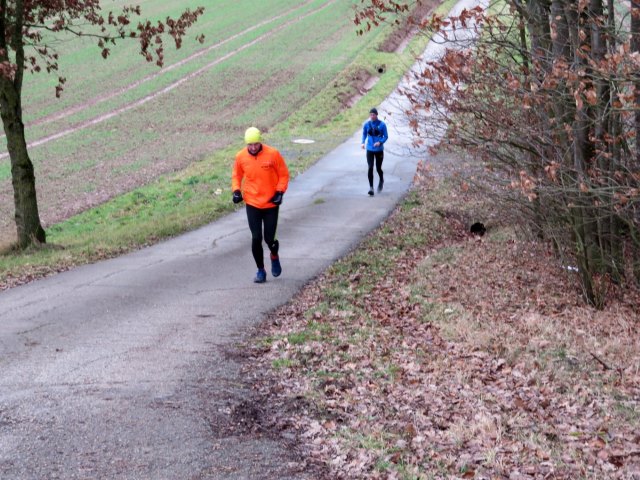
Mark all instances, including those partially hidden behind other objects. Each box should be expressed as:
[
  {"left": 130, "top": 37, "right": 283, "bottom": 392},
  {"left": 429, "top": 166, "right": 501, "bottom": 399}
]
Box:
[
  {"left": 249, "top": 167, "right": 640, "bottom": 479},
  {"left": 387, "top": 2, "right": 640, "bottom": 307},
  {"left": 354, "top": 0, "right": 412, "bottom": 35},
  {"left": 3, "top": 2, "right": 205, "bottom": 95}
]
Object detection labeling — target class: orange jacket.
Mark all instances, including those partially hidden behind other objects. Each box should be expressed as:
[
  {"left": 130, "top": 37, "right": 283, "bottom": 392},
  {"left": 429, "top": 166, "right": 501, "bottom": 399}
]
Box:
[{"left": 231, "top": 144, "right": 289, "bottom": 209}]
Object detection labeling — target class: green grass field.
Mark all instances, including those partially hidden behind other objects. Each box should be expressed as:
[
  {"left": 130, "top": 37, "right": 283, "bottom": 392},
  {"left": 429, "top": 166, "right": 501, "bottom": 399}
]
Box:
[{"left": 0, "top": 0, "right": 445, "bottom": 288}]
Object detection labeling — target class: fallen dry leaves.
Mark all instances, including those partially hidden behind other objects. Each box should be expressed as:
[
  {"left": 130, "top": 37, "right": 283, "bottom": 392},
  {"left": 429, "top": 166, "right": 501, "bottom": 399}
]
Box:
[{"left": 245, "top": 163, "right": 639, "bottom": 479}]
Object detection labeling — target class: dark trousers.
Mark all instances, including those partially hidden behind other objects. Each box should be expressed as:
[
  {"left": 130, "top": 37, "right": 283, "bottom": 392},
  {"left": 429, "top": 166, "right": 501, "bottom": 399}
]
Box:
[
  {"left": 366, "top": 150, "right": 384, "bottom": 187},
  {"left": 246, "top": 204, "right": 279, "bottom": 269}
]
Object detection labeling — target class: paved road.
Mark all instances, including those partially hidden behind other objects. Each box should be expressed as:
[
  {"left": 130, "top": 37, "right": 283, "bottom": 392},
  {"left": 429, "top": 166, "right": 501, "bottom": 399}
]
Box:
[
  {"left": 0, "top": 1, "right": 482, "bottom": 477},
  {"left": 0, "top": 125, "right": 420, "bottom": 480}
]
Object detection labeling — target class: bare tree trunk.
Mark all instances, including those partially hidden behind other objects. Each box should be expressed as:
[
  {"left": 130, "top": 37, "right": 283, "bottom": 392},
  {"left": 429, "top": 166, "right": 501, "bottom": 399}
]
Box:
[
  {"left": 0, "top": 78, "right": 46, "bottom": 248},
  {"left": 589, "top": 0, "right": 622, "bottom": 281},
  {"left": 631, "top": 0, "right": 640, "bottom": 283},
  {"left": 525, "top": 0, "right": 552, "bottom": 63},
  {"left": 551, "top": 0, "right": 591, "bottom": 286},
  {"left": 0, "top": 0, "right": 46, "bottom": 248},
  {"left": 551, "top": 0, "right": 572, "bottom": 158},
  {"left": 632, "top": 0, "right": 640, "bottom": 166},
  {"left": 564, "top": 0, "right": 603, "bottom": 304},
  {"left": 524, "top": 0, "right": 555, "bottom": 239}
]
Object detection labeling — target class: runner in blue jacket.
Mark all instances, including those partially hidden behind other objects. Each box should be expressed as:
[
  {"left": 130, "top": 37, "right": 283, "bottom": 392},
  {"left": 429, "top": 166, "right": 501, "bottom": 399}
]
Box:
[{"left": 361, "top": 107, "right": 389, "bottom": 196}]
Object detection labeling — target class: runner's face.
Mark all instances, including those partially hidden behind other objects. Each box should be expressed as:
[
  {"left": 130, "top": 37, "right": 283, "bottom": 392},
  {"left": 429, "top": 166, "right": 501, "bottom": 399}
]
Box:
[
  {"left": 247, "top": 142, "right": 261, "bottom": 155},
  {"left": 369, "top": 112, "right": 378, "bottom": 121}
]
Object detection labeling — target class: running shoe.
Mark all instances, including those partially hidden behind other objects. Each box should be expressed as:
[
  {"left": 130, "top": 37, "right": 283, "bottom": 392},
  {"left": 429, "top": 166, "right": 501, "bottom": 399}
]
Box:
[
  {"left": 271, "top": 254, "right": 282, "bottom": 277},
  {"left": 377, "top": 180, "right": 384, "bottom": 192},
  {"left": 254, "top": 268, "right": 267, "bottom": 283},
  {"left": 368, "top": 188, "right": 374, "bottom": 196}
]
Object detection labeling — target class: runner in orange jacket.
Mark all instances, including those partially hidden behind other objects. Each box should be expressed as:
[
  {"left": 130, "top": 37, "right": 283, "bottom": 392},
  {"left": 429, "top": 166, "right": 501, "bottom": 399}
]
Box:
[{"left": 232, "top": 127, "right": 289, "bottom": 283}]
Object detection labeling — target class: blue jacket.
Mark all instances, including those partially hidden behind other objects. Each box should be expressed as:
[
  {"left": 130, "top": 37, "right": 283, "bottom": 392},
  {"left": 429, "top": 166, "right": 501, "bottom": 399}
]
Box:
[{"left": 361, "top": 119, "right": 388, "bottom": 152}]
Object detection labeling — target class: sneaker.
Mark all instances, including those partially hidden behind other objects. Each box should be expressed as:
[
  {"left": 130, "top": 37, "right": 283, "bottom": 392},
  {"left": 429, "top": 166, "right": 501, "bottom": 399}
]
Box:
[
  {"left": 377, "top": 180, "right": 384, "bottom": 193},
  {"left": 368, "top": 188, "right": 374, "bottom": 196},
  {"left": 254, "top": 268, "right": 267, "bottom": 283},
  {"left": 270, "top": 254, "right": 282, "bottom": 277}
]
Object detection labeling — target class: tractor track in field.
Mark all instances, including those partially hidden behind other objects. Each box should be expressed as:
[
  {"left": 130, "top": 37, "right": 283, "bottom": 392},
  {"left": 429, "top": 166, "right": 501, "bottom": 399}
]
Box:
[{"left": 0, "top": 0, "right": 335, "bottom": 161}]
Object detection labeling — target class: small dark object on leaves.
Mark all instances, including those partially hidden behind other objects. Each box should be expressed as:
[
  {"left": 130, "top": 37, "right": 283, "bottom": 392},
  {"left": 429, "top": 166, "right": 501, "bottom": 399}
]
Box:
[{"left": 470, "top": 222, "right": 486, "bottom": 236}]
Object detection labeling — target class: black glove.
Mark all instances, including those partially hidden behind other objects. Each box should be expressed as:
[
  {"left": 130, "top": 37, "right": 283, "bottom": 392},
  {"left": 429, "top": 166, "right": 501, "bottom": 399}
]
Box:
[
  {"left": 270, "top": 191, "right": 284, "bottom": 206},
  {"left": 232, "top": 190, "right": 243, "bottom": 204}
]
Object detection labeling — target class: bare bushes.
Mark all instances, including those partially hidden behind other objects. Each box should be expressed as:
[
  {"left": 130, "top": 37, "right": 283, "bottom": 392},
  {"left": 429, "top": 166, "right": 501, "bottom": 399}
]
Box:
[{"left": 395, "top": 3, "right": 640, "bottom": 307}]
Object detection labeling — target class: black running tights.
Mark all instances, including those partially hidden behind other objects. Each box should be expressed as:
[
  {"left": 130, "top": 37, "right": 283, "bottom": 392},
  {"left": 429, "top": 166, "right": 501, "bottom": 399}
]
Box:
[
  {"left": 366, "top": 150, "right": 384, "bottom": 187},
  {"left": 246, "top": 204, "right": 279, "bottom": 269}
]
